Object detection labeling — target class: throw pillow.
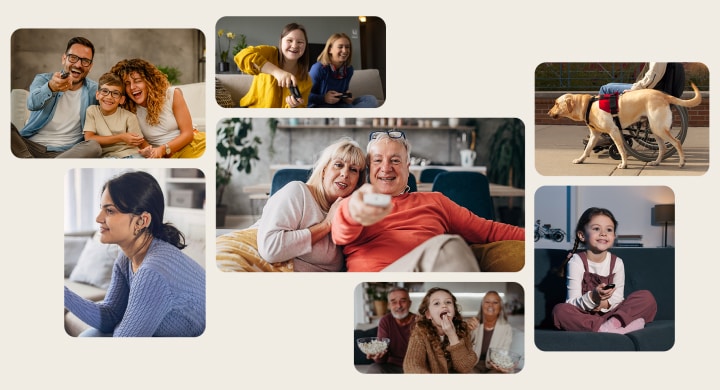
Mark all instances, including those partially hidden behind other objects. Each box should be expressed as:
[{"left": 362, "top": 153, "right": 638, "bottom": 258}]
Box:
[
  {"left": 215, "top": 78, "right": 235, "bottom": 108},
  {"left": 472, "top": 240, "right": 525, "bottom": 272},
  {"left": 68, "top": 233, "right": 119, "bottom": 289},
  {"left": 64, "top": 236, "right": 89, "bottom": 278}
]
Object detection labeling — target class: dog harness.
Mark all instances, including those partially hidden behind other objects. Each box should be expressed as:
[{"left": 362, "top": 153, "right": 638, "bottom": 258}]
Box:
[{"left": 585, "top": 93, "right": 623, "bottom": 130}]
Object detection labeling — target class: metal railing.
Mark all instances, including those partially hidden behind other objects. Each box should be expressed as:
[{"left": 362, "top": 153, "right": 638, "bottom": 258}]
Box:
[{"left": 535, "top": 62, "right": 709, "bottom": 92}]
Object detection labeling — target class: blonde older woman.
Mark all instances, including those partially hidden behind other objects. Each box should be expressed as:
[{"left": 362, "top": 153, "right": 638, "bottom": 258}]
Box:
[
  {"left": 471, "top": 291, "right": 514, "bottom": 373},
  {"left": 216, "top": 137, "right": 366, "bottom": 272}
]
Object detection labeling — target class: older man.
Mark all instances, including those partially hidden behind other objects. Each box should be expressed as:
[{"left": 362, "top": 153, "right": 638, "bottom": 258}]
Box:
[
  {"left": 11, "top": 36, "right": 101, "bottom": 158},
  {"left": 365, "top": 287, "right": 416, "bottom": 373},
  {"left": 331, "top": 130, "right": 524, "bottom": 272}
]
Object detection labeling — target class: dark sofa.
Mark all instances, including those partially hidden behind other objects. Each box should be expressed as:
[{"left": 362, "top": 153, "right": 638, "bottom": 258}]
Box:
[{"left": 534, "top": 247, "right": 675, "bottom": 351}]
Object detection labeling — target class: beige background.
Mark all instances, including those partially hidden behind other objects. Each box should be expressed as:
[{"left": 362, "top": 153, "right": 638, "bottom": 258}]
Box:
[{"left": 2, "top": 1, "right": 715, "bottom": 388}]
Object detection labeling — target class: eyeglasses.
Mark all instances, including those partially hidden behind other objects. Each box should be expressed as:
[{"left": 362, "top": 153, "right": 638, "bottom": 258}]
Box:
[
  {"left": 98, "top": 88, "right": 122, "bottom": 99},
  {"left": 65, "top": 53, "right": 93, "bottom": 66},
  {"left": 369, "top": 130, "right": 406, "bottom": 141}
]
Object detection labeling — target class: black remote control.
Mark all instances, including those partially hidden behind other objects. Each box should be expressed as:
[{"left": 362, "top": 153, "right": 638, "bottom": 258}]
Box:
[{"left": 289, "top": 84, "right": 301, "bottom": 99}]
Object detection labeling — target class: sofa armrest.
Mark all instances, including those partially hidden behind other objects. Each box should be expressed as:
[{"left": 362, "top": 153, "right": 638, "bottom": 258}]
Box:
[
  {"left": 176, "top": 83, "right": 206, "bottom": 131},
  {"left": 349, "top": 69, "right": 384, "bottom": 105},
  {"left": 215, "top": 74, "right": 254, "bottom": 107}
]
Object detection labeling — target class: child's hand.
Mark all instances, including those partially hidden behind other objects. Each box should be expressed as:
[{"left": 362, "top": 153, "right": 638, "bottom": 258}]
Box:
[
  {"left": 122, "top": 133, "right": 144, "bottom": 146},
  {"left": 272, "top": 70, "right": 296, "bottom": 89}
]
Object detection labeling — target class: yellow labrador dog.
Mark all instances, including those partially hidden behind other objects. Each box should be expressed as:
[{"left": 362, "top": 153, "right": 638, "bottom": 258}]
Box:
[{"left": 548, "top": 82, "right": 701, "bottom": 169}]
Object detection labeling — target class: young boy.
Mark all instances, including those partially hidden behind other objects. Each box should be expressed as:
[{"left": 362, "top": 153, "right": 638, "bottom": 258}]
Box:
[{"left": 83, "top": 72, "right": 145, "bottom": 158}]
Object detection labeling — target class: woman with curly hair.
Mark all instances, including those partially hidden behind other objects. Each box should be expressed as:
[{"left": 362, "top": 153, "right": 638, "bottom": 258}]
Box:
[
  {"left": 403, "top": 287, "right": 477, "bottom": 373},
  {"left": 110, "top": 58, "right": 206, "bottom": 158},
  {"left": 234, "top": 22, "right": 310, "bottom": 108}
]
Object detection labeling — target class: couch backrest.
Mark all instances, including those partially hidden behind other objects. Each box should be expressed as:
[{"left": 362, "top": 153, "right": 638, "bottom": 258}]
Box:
[
  {"left": 11, "top": 89, "right": 30, "bottom": 130},
  {"left": 176, "top": 83, "right": 205, "bottom": 132},
  {"left": 215, "top": 68, "right": 385, "bottom": 107},
  {"left": 534, "top": 248, "right": 675, "bottom": 328}
]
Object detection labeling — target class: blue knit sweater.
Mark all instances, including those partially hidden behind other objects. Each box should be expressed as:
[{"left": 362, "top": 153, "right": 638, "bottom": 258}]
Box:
[{"left": 64, "top": 239, "right": 206, "bottom": 337}]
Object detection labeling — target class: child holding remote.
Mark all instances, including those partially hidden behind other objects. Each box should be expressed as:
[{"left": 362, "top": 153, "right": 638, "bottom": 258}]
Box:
[{"left": 552, "top": 207, "right": 657, "bottom": 333}]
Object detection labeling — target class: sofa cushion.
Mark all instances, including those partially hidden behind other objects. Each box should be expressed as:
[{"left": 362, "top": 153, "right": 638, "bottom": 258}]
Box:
[
  {"left": 176, "top": 82, "right": 205, "bottom": 131},
  {"left": 215, "top": 68, "right": 385, "bottom": 108},
  {"left": 11, "top": 89, "right": 29, "bottom": 130},
  {"left": 68, "top": 234, "right": 118, "bottom": 289},
  {"left": 534, "top": 329, "right": 637, "bottom": 351},
  {"left": 472, "top": 240, "right": 524, "bottom": 272},
  {"left": 624, "top": 320, "right": 674, "bottom": 351},
  {"left": 214, "top": 77, "right": 235, "bottom": 108},
  {"left": 64, "top": 236, "right": 88, "bottom": 278}
]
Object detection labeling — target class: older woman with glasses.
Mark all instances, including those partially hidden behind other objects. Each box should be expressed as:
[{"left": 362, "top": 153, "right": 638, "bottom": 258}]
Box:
[{"left": 331, "top": 130, "right": 525, "bottom": 272}]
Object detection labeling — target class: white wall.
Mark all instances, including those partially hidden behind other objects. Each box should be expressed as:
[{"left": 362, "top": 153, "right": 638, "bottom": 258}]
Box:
[{"left": 534, "top": 185, "right": 675, "bottom": 249}]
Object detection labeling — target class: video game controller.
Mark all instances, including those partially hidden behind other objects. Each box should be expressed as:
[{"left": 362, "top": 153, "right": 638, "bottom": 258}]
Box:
[
  {"left": 602, "top": 283, "right": 615, "bottom": 290},
  {"left": 289, "top": 84, "right": 301, "bottom": 100},
  {"left": 60, "top": 69, "right": 69, "bottom": 79},
  {"left": 339, "top": 92, "right": 352, "bottom": 99},
  {"left": 364, "top": 193, "right": 391, "bottom": 207}
]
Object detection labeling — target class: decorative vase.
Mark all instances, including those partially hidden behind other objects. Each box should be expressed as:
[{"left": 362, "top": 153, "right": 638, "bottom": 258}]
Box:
[
  {"left": 448, "top": 118, "right": 460, "bottom": 128},
  {"left": 218, "top": 62, "right": 230, "bottom": 73}
]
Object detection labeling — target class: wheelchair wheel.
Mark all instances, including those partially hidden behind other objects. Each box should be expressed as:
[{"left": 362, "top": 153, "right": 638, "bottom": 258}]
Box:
[
  {"left": 621, "top": 104, "right": 688, "bottom": 162},
  {"left": 608, "top": 144, "right": 622, "bottom": 160}
]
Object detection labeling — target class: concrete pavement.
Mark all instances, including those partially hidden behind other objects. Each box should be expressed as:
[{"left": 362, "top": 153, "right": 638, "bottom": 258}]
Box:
[{"left": 534, "top": 125, "right": 709, "bottom": 176}]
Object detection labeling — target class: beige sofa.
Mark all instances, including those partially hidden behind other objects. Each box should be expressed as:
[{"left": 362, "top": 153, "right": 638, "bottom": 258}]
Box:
[
  {"left": 11, "top": 82, "right": 206, "bottom": 133},
  {"left": 214, "top": 68, "right": 385, "bottom": 108}
]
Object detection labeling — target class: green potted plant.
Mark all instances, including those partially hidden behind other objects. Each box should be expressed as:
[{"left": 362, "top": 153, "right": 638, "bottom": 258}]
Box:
[
  {"left": 216, "top": 118, "right": 262, "bottom": 227},
  {"left": 156, "top": 65, "right": 181, "bottom": 85},
  {"left": 487, "top": 118, "right": 525, "bottom": 225},
  {"left": 231, "top": 33, "right": 247, "bottom": 72},
  {"left": 365, "top": 284, "right": 389, "bottom": 316}
]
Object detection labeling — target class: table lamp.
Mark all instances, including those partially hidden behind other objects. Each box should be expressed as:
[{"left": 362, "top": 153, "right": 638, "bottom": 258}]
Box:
[{"left": 652, "top": 204, "right": 675, "bottom": 247}]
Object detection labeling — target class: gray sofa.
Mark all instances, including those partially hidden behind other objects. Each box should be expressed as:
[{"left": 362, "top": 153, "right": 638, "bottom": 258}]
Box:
[
  {"left": 534, "top": 247, "right": 675, "bottom": 351},
  {"left": 214, "top": 68, "right": 385, "bottom": 108}
]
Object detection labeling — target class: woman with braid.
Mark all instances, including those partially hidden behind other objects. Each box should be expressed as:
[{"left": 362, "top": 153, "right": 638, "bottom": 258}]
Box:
[
  {"left": 64, "top": 171, "right": 206, "bottom": 337},
  {"left": 552, "top": 207, "right": 656, "bottom": 334}
]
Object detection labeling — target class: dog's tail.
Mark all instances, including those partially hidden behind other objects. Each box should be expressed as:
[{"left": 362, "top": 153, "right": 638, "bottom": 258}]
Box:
[{"left": 666, "top": 82, "right": 702, "bottom": 108}]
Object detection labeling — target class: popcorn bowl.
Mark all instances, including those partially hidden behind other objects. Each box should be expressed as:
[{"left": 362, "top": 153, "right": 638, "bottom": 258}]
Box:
[
  {"left": 356, "top": 337, "right": 390, "bottom": 355},
  {"left": 486, "top": 348, "right": 522, "bottom": 372}
]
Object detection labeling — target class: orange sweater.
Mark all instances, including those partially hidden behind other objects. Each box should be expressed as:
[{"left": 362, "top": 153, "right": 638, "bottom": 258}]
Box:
[{"left": 332, "top": 192, "right": 525, "bottom": 272}]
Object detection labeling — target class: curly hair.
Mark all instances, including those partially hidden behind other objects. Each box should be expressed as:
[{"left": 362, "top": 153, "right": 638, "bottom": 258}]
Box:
[
  {"left": 110, "top": 58, "right": 170, "bottom": 126},
  {"left": 414, "top": 287, "right": 469, "bottom": 355}
]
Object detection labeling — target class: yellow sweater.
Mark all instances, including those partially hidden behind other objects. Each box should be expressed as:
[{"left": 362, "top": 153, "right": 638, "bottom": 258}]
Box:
[{"left": 234, "top": 45, "right": 310, "bottom": 108}]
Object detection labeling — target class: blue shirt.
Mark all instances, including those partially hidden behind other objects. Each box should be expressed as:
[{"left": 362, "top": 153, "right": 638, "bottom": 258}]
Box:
[{"left": 20, "top": 73, "right": 98, "bottom": 151}]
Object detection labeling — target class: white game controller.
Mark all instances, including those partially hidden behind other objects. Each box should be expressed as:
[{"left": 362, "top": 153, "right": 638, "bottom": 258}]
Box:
[{"left": 363, "top": 193, "right": 391, "bottom": 207}]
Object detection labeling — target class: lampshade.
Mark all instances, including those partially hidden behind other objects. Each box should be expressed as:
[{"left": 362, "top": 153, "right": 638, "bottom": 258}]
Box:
[{"left": 652, "top": 204, "right": 675, "bottom": 225}]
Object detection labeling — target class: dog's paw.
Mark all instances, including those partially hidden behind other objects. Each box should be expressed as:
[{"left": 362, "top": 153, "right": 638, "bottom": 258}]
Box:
[
  {"left": 648, "top": 161, "right": 660, "bottom": 166},
  {"left": 617, "top": 162, "right": 627, "bottom": 169},
  {"left": 679, "top": 159, "right": 686, "bottom": 168},
  {"left": 572, "top": 158, "right": 585, "bottom": 164}
]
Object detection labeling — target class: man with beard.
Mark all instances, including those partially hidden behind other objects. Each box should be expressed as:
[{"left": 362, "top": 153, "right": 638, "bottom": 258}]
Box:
[
  {"left": 11, "top": 36, "right": 101, "bottom": 158},
  {"left": 365, "top": 287, "right": 416, "bottom": 373}
]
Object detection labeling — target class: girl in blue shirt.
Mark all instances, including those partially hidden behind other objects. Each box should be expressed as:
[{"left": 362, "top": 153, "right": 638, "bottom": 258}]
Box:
[{"left": 308, "top": 33, "right": 378, "bottom": 108}]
